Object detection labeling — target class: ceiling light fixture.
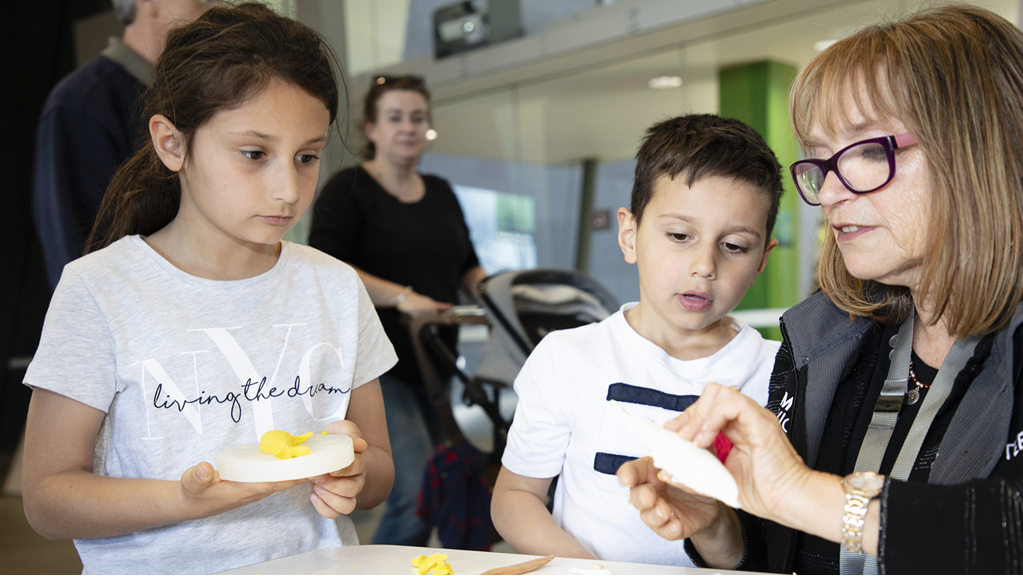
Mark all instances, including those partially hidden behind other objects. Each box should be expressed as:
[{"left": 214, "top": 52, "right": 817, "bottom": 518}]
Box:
[
  {"left": 426, "top": 129, "right": 438, "bottom": 141},
  {"left": 648, "top": 75, "right": 683, "bottom": 89},
  {"left": 814, "top": 39, "right": 838, "bottom": 52}
]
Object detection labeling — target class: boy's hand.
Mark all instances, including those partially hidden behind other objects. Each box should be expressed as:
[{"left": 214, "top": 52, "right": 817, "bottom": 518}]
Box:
[
  {"left": 306, "top": 420, "right": 369, "bottom": 519},
  {"left": 618, "top": 456, "right": 745, "bottom": 568},
  {"left": 617, "top": 456, "right": 725, "bottom": 541},
  {"left": 178, "top": 461, "right": 305, "bottom": 519}
]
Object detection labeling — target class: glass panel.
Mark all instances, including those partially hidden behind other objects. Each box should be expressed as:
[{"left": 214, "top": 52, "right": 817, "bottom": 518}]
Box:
[
  {"left": 423, "top": 89, "right": 582, "bottom": 271},
  {"left": 515, "top": 48, "right": 690, "bottom": 164},
  {"left": 452, "top": 185, "right": 537, "bottom": 274},
  {"left": 344, "top": 0, "right": 410, "bottom": 76},
  {"left": 366, "top": 0, "right": 1020, "bottom": 304},
  {"left": 512, "top": 47, "right": 695, "bottom": 304}
]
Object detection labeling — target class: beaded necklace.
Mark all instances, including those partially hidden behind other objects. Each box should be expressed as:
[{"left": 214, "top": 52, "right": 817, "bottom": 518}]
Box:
[{"left": 906, "top": 359, "right": 931, "bottom": 405}]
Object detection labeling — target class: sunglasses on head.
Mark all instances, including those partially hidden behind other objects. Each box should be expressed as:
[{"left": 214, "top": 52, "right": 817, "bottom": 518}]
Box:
[{"left": 375, "top": 75, "right": 425, "bottom": 87}]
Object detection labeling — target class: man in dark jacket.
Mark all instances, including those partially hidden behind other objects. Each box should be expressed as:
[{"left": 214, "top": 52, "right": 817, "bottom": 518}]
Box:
[{"left": 32, "top": 0, "right": 212, "bottom": 288}]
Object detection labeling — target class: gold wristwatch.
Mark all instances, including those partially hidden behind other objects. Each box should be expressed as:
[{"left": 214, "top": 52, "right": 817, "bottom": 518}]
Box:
[{"left": 840, "top": 471, "right": 885, "bottom": 553}]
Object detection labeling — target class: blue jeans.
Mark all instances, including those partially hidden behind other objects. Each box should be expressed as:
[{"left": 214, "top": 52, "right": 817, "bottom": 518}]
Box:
[{"left": 372, "top": 374, "right": 440, "bottom": 545}]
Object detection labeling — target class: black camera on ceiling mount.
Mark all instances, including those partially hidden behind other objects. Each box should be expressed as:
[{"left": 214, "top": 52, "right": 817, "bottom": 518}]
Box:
[{"left": 433, "top": 0, "right": 521, "bottom": 59}]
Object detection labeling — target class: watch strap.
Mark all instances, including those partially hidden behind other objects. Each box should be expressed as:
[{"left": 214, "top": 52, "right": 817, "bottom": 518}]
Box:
[
  {"left": 840, "top": 474, "right": 884, "bottom": 575},
  {"left": 842, "top": 492, "right": 871, "bottom": 553}
]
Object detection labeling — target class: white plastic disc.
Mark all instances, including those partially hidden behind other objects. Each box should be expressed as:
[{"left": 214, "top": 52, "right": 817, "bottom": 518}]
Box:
[
  {"left": 216, "top": 434, "right": 354, "bottom": 483},
  {"left": 613, "top": 401, "right": 740, "bottom": 509}
]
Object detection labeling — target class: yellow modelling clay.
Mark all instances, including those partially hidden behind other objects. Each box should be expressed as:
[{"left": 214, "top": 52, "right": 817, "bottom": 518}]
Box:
[
  {"left": 411, "top": 553, "right": 454, "bottom": 575},
  {"left": 258, "top": 430, "right": 314, "bottom": 460}
]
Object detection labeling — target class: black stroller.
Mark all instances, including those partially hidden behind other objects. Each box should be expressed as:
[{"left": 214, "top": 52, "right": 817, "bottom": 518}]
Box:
[
  {"left": 413, "top": 268, "right": 621, "bottom": 459},
  {"left": 409, "top": 268, "right": 619, "bottom": 549}
]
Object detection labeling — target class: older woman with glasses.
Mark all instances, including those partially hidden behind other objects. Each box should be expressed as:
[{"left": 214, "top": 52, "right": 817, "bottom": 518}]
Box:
[
  {"left": 309, "top": 76, "right": 487, "bottom": 546},
  {"left": 619, "top": 4, "right": 1023, "bottom": 573}
]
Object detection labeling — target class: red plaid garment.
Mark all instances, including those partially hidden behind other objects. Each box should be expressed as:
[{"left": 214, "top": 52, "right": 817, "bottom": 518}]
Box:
[{"left": 416, "top": 442, "right": 497, "bottom": 550}]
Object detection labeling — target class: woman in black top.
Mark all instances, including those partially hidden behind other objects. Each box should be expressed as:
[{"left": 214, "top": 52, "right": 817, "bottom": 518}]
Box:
[
  {"left": 619, "top": 5, "right": 1023, "bottom": 573},
  {"left": 309, "top": 76, "right": 486, "bottom": 546}
]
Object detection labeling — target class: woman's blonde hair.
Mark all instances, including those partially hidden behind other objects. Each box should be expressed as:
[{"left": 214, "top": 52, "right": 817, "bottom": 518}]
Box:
[{"left": 791, "top": 3, "right": 1023, "bottom": 337}]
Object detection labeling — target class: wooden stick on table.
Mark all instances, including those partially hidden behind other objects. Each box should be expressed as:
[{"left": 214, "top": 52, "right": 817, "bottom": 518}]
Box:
[{"left": 480, "top": 555, "right": 555, "bottom": 575}]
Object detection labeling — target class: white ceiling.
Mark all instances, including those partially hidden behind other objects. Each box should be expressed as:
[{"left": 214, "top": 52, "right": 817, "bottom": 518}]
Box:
[{"left": 386, "top": 0, "right": 1018, "bottom": 164}]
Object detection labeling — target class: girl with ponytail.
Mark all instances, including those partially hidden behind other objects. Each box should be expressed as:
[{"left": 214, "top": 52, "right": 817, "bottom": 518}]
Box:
[{"left": 21, "top": 4, "right": 396, "bottom": 573}]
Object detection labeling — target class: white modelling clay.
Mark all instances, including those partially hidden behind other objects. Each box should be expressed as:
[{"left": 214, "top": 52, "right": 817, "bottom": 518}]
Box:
[
  {"left": 567, "top": 564, "right": 611, "bottom": 575},
  {"left": 216, "top": 433, "right": 354, "bottom": 482},
  {"left": 613, "top": 401, "right": 740, "bottom": 509}
]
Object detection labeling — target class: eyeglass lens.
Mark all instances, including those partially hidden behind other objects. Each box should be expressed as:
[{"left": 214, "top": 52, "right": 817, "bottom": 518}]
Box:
[{"left": 795, "top": 140, "right": 893, "bottom": 204}]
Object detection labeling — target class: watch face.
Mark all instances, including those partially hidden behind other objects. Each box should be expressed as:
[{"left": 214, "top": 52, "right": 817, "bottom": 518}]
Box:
[{"left": 847, "top": 471, "right": 885, "bottom": 493}]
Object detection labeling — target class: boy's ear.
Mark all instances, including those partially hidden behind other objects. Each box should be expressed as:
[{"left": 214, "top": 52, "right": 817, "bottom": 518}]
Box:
[
  {"left": 150, "top": 114, "right": 185, "bottom": 173},
  {"left": 617, "top": 207, "right": 638, "bottom": 264},
  {"left": 754, "top": 238, "right": 779, "bottom": 280}
]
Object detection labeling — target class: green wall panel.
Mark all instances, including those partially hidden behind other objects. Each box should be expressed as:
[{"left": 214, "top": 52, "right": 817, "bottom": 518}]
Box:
[{"left": 719, "top": 60, "right": 800, "bottom": 340}]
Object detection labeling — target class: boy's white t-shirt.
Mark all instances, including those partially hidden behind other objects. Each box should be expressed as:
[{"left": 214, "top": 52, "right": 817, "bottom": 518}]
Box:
[
  {"left": 502, "top": 303, "right": 779, "bottom": 567},
  {"left": 24, "top": 236, "right": 397, "bottom": 575}
]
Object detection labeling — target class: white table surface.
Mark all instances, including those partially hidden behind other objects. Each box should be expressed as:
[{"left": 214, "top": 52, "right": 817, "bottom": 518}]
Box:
[{"left": 217, "top": 544, "right": 751, "bottom": 575}]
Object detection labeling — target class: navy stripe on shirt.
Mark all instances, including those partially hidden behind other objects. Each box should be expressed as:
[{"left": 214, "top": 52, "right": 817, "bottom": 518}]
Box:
[
  {"left": 593, "top": 384, "right": 700, "bottom": 475},
  {"left": 605, "top": 382, "right": 699, "bottom": 412},
  {"left": 593, "top": 452, "right": 637, "bottom": 475}
]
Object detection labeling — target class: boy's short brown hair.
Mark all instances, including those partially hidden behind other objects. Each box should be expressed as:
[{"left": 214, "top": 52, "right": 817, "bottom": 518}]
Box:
[{"left": 630, "top": 114, "right": 783, "bottom": 243}]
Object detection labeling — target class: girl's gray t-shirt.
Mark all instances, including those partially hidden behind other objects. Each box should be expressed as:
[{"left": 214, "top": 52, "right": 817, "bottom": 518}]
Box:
[{"left": 25, "top": 235, "right": 397, "bottom": 574}]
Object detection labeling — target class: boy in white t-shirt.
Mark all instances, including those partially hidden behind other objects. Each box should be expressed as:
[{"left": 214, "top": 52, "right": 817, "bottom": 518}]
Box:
[{"left": 491, "top": 114, "right": 784, "bottom": 566}]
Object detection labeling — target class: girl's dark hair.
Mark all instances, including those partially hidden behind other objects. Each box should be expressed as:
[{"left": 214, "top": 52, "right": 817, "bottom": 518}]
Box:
[
  {"left": 361, "top": 76, "right": 430, "bottom": 160},
  {"left": 86, "top": 2, "right": 343, "bottom": 253}
]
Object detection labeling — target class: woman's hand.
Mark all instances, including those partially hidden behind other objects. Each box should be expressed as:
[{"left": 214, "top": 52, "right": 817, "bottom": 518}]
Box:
[
  {"left": 618, "top": 384, "right": 829, "bottom": 567},
  {"left": 668, "top": 382, "right": 816, "bottom": 525},
  {"left": 306, "top": 420, "right": 370, "bottom": 518},
  {"left": 396, "top": 290, "right": 452, "bottom": 318}
]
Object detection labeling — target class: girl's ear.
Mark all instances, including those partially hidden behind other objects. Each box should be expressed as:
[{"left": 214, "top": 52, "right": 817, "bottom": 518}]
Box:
[{"left": 150, "top": 114, "right": 185, "bottom": 172}]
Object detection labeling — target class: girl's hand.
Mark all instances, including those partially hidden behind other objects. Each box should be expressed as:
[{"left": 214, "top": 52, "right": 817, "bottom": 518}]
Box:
[
  {"left": 396, "top": 291, "right": 452, "bottom": 318},
  {"left": 178, "top": 461, "right": 305, "bottom": 518},
  {"left": 667, "top": 382, "right": 818, "bottom": 528},
  {"left": 306, "top": 420, "right": 369, "bottom": 518}
]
